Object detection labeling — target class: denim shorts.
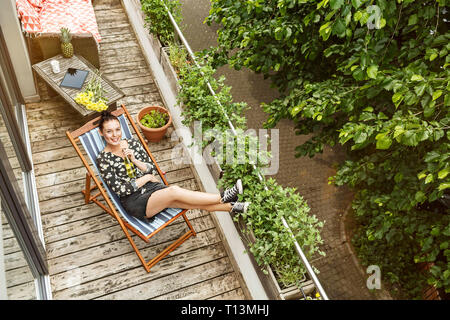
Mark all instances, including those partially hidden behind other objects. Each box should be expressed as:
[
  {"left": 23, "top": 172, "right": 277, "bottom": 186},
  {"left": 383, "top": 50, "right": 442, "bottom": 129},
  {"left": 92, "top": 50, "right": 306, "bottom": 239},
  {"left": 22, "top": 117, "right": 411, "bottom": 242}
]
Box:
[{"left": 120, "top": 181, "right": 168, "bottom": 219}]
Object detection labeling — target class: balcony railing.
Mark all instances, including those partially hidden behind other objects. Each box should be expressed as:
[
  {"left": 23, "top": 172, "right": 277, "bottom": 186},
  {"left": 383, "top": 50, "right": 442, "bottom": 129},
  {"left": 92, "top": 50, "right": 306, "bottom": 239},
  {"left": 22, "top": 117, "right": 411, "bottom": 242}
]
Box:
[{"left": 161, "top": 1, "right": 329, "bottom": 300}]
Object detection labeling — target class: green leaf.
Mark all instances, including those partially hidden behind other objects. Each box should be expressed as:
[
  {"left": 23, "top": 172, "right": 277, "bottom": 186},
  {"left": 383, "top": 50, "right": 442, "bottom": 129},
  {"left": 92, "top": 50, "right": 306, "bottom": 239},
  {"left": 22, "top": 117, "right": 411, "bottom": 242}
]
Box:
[
  {"left": 351, "top": 0, "right": 362, "bottom": 9},
  {"left": 392, "top": 92, "right": 403, "bottom": 103},
  {"left": 354, "top": 131, "right": 367, "bottom": 144},
  {"left": 353, "top": 10, "right": 363, "bottom": 21},
  {"left": 414, "top": 84, "right": 427, "bottom": 97},
  {"left": 394, "top": 172, "right": 403, "bottom": 183},
  {"left": 330, "top": 0, "right": 344, "bottom": 10},
  {"left": 415, "top": 191, "right": 426, "bottom": 203},
  {"left": 290, "top": 102, "right": 306, "bottom": 117},
  {"left": 408, "top": 14, "right": 418, "bottom": 25},
  {"left": 285, "top": 27, "right": 292, "bottom": 39},
  {"left": 274, "top": 27, "right": 283, "bottom": 41},
  {"left": 332, "top": 19, "right": 346, "bottom": 37},
  {"left": 424, "top": 100, "right": 436, "bottom": 118},
  {"left": 438, "top": 183, "right": 450, "bottom": 191},
  {"left": 375, "top": 133, "right": 392, "bottom": 150},
  {"left": 425, "top": 174, "right": 434, "bottom": 184},
  {"left": 367, "top": 65, "right": 378, "bottom": 79},
  {"left": 438, "top": 168, "right": 449, "bottom": 179},
  {"left": 352, "top": 68, "right": 365, "bottom": 81},
  {"left": 432, "top": 90, "right": 442, "bottom": 101},
  {"left": 411, "top": 74, "right": 424, "bottom": 81},
  {"left": 417, "top": 171, "right": 427, "bottom": 180}
]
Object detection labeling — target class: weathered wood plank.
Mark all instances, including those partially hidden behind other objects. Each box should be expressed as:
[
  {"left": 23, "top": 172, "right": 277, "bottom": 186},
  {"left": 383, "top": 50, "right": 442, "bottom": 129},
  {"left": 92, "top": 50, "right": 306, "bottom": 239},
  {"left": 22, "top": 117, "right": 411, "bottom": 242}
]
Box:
[
  {"left": 100, "top": 54, "right": 144, "bottom": 67},
  {"left": 46, "top": 211, "right": 212, "bottom": 259},
  {"left": 116, "top": 75, "right": 155, "bottom": 89},
  {"left": 6, "top": 281, "right": 36, "bottom": 300},
  {"left": 93, "top": 0, "right": 123, "bottom": 11},
  {"left": 100, "top": 40, "right": 140, "bottom": 51},
  {"left": 49, "top": 225, "right": 218, "bottom": 285},
  {"left": 52, "top": 242, "right": 227, "bottom": 300},
  {"left": 103, "top": 68, "right": 152, "bottom": 82},
  {"left": 101, "top": 60, "right": 149, "bottom": 74},
  {"left": 98, "top": 257, "right": 235, "bottom": 300},
  {"left": 153, "top": 272, "right": 242, "bottom": 300},
  {"left": 6, "top": 266, "right": 35, "bottom": 288},
  {"left": 208, "top": 288, "right": 246, "bottom": 300}
]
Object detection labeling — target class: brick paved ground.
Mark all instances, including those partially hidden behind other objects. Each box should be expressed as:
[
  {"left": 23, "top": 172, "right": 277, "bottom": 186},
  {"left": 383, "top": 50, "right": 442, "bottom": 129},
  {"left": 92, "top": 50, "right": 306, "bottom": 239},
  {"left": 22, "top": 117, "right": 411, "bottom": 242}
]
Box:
[{"left": 179, "top": 0, "right": 392, "bottom": 300}]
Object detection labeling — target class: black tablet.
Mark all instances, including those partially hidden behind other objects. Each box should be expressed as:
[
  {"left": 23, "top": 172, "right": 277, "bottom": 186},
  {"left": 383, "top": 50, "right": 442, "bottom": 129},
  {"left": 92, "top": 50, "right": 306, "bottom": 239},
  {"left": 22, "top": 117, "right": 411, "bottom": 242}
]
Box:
[{"left": 60, "top": 68, "right": 89, "bottom": 89}]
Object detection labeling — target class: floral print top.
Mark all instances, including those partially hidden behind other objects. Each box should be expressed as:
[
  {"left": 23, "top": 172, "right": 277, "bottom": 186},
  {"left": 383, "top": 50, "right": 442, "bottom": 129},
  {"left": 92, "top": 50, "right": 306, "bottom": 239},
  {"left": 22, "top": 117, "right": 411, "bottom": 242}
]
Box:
[{"left": 96, "top": 138, "right": 158, "bottom": 198}]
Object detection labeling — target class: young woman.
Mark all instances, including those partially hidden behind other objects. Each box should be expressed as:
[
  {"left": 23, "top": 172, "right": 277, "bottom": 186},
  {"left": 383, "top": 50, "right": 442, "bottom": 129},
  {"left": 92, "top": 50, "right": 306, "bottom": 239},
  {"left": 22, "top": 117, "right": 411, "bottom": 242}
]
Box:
[{"left": 96, "top": 111, "right": 250, "bottom": 221}]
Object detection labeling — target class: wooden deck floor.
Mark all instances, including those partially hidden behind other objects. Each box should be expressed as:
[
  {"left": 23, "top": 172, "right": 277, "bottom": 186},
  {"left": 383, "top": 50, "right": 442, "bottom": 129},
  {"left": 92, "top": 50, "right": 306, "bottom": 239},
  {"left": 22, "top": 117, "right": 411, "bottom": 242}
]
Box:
[{"left": 4, "top": 0, "right": 247, "bottom": 300}]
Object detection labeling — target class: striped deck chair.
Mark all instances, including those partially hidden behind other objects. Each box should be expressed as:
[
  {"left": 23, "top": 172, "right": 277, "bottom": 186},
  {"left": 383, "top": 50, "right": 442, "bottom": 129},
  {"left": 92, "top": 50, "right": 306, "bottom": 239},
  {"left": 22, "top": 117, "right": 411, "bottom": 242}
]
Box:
[{"left": 66, "top": 105, "right": 196, "bottom": 272}]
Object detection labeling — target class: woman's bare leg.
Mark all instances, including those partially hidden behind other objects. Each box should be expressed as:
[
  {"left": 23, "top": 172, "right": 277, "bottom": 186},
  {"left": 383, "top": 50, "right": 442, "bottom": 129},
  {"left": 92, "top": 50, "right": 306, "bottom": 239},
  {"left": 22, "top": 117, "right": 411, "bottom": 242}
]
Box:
[
  {"left": 170, "top": 200, "right": 232, "bottom": 212},
  {"left": 145, "top": 185, "right": 226, "bottom": 218}
]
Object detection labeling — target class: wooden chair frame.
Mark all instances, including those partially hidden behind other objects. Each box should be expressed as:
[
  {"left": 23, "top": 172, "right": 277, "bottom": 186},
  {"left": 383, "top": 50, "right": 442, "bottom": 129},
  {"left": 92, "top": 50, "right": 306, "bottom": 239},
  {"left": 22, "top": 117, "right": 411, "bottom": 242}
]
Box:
[{"left": 66, "top": 104, "right": 196, "bottom": 272}]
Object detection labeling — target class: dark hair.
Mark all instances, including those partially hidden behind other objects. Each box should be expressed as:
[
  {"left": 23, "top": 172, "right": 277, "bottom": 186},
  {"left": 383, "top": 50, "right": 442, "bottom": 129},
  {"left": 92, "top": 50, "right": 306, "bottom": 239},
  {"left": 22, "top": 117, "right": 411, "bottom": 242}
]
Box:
[{"left": 98, "top": 111, "right": 119, "bottom": 132}]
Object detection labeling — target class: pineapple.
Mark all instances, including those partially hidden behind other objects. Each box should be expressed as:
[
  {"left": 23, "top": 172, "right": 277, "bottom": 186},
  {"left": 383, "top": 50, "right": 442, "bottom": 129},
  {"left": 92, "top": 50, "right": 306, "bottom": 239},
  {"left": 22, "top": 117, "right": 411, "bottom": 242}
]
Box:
[{"left": 60, "top": 27, "right": 73, "bottom": 58}]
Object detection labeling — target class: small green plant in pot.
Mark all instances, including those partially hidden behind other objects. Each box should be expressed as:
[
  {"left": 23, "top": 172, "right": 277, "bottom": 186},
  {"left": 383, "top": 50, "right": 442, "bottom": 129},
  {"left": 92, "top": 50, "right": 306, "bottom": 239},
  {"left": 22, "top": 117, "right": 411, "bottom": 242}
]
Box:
[
  {"left": 140, "top": 110, "right": 169, "bottom": 128},
  {"left": 137, "top": 106, "right": 172, "bottom": 142}
]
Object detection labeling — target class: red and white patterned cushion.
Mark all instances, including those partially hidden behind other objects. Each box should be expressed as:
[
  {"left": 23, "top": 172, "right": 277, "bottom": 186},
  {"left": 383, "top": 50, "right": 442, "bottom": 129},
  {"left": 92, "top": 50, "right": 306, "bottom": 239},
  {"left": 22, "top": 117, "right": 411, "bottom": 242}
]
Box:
[
  {"left": 28, "top": 0, "right": 44, "bottom": 8},
  {"left": 15, "top": 0, "right": 43, "bottom": 33},
  {"left": 16, "top": 0, "right": 101, "bottom": 43}
]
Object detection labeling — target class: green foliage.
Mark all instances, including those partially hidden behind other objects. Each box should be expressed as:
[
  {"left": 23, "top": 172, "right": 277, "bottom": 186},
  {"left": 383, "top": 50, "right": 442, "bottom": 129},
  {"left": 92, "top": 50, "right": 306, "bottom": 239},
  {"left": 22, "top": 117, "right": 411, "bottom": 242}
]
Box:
[
  {"left": 168, "top": 43, "right": 189, "bottom": 74},
  {"left": 207, "top": 0, "right": 450, "bottom": 297},
  {"left": 177, "top": 56, "right": 248, "bottom": 148},
  {"left": 218, "top": 156, "right": 325, "bottom": 287},
  {"left": 140, "top": 110, "right": 169, "bottom": 128},
  {"left": 141, "top": 0, "right": 182, "bottom": 46},
  {"left": 177, "top": 56, "right": 325, "bottom": 287}
]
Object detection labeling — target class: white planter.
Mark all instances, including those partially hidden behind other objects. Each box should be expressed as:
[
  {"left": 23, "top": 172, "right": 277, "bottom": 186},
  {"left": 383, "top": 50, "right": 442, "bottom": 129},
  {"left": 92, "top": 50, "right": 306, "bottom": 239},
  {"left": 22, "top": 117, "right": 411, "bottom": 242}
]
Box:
[{"left": 160, "top": 46, "right": 181, "bottom": 97}]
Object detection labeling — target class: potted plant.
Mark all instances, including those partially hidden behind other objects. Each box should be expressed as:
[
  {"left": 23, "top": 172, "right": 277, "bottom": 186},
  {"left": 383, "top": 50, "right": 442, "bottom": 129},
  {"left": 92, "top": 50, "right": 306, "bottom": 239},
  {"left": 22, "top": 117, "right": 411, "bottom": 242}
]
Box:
[{"left": 137, "top": 106, "right": 172, "bottom": 142}]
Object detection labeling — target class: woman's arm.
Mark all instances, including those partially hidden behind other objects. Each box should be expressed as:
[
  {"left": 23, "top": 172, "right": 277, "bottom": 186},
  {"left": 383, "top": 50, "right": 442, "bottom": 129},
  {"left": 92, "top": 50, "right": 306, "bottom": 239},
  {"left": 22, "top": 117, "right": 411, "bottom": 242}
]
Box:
[{"left": 135, "top": 173, "right": 159, "bottom": 188}]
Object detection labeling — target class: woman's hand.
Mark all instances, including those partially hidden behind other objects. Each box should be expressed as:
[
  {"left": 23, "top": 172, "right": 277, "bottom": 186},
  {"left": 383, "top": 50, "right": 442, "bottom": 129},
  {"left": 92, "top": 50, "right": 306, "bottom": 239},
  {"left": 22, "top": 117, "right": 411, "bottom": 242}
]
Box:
[
  {"left": 120, "top": 141, "right": 136, "bottom": 161},
  {"left": 123, "top": 147, "right": 136, "bottom": 161}
]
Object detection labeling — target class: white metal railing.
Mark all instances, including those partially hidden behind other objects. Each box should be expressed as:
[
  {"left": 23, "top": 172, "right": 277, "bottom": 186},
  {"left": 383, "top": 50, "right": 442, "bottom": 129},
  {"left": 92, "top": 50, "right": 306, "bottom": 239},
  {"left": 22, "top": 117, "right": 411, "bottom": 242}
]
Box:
[{"left": 162, "top": 2, "right": 329, "bottom": 300}]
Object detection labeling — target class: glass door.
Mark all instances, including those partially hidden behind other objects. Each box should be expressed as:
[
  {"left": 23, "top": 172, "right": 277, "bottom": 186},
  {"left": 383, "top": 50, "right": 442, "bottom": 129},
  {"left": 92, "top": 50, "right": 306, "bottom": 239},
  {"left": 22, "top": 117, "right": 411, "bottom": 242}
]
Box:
[{"left": 0, "top": 26, "right": 49, "bottom": 300}]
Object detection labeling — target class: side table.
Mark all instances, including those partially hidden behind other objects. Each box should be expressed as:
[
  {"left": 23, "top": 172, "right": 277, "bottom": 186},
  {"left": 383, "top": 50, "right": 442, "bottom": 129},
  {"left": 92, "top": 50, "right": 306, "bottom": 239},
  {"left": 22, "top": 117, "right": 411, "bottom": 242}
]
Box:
[{"left": 32, "top": 54, "right": 124, "bottom": 118}]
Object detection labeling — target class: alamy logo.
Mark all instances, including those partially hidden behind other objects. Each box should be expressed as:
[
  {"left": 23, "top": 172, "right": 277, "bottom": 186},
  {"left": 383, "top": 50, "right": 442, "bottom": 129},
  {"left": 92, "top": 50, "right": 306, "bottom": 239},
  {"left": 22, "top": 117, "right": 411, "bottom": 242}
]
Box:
[
  {"left": 366, "top": 5, "right": 383, "bottom": 30},
  {"left": 366, "top": 265, "right": 381, "bottom": 290},
  {"left": 170, "top": 121, "right": 279, "bottom": 175}
]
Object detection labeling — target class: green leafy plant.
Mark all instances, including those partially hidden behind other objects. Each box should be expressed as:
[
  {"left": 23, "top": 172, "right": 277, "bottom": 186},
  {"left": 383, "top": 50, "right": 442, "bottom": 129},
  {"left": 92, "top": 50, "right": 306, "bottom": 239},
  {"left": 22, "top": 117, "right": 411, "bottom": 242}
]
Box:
[
  {"left": 140, "top": 110, "right": 169, "bottom": 128},
  {"left": 168, "top": 42, "right": 189, "bottom": 74},
  {"left": 177, "top": 56, "right": 248, "bottom": 148},
  {"left": 141, "top": 0, "right": 182, "bottom": 46},
  {"left": 177, "top": 56, "right": 325, "bottom": 288},
  {"left": 206, "top": 0, "right": 450, "bottom": 297}
]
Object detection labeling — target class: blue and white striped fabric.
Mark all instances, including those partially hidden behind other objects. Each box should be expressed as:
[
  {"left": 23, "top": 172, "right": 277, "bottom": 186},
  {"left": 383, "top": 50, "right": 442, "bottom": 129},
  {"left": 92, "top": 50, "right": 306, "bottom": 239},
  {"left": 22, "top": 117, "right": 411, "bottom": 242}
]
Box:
[{"left": 79, "top": 114, "right": 183, "bottom": 237}]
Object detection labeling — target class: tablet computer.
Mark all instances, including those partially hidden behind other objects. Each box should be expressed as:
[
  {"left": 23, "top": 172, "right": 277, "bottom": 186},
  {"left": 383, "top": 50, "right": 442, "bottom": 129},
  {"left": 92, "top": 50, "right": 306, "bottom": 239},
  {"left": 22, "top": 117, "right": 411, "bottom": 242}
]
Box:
[{"left": 60, "top": 68, "right": 89, "bottom": 89}]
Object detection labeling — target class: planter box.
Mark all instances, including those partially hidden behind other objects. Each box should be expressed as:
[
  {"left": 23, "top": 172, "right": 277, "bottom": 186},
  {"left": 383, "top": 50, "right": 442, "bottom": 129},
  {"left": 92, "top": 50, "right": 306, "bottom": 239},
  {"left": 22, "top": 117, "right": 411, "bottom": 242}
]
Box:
[
  {"left": 160, "top": 46, "right": 181, "bottom": 97},
  {"left": 231, "top": 208, "right": 315, "bottom": 300}
]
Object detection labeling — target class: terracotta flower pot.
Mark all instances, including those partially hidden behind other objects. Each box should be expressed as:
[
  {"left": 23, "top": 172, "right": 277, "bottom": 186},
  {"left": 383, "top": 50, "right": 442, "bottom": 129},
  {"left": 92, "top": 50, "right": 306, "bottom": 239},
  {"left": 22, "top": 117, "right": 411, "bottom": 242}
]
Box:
[{"left": 137, "top": 106, "right": 172, "bottom": 142}]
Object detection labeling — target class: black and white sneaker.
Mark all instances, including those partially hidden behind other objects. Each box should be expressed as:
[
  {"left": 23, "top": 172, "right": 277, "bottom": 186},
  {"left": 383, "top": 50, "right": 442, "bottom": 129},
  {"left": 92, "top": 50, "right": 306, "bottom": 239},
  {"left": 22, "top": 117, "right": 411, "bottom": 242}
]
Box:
[
  {"left": 221, "top": 179, "right": 243, "bottom": 203},
  {"left": 230, "top": 202, "right": 250, "bottom": 214}
]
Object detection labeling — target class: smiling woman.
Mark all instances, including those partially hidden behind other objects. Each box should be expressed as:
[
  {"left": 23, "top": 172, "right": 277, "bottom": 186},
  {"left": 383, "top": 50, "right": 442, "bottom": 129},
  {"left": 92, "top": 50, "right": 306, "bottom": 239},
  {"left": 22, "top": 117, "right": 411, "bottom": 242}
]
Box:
[{"left": 96, "top": 111, "right": 251, "bottom": 220}]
